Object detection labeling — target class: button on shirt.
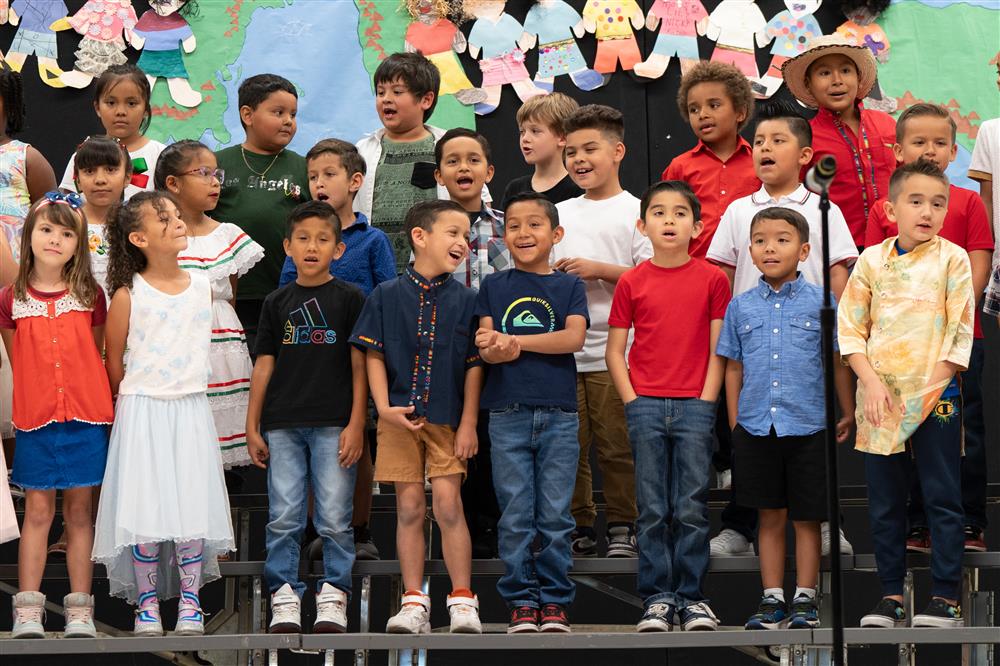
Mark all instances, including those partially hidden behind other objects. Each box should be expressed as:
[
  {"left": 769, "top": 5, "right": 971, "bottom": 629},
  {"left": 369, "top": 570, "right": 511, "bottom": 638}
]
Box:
[
  {"left": 717, "top": 275, "right": 832, "bottom": 437},
  {"left": 454, "top": 206, "right": 509, "bottom": 291},
  {"left": 350, "top": 267, "right": 481, "bottom": 427}
]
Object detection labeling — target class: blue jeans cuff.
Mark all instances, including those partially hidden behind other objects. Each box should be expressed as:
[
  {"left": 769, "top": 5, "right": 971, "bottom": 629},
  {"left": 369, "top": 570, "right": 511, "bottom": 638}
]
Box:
[
  {"left": 508, "top": 600, "right": 540, "bottom": 610},
  {"left": 643, "top": 593, "right": 675, "bottom": 608}
]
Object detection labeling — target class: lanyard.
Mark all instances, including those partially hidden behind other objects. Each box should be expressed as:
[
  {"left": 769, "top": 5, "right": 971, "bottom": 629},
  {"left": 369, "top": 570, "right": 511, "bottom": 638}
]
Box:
[{"left": 832, "top": 112, "right": 880, "bottom": 221}]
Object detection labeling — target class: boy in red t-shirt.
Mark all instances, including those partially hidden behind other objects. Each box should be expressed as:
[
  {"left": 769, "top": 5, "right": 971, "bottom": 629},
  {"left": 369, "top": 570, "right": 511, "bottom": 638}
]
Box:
[
  {"left": 662, "top": 61, "right": 760, "bottom": 259},
  {"left": 782, "top": 35, "right": 897, "bottom": 247},
  {"left": 865, "top": 103, "right": 993, "bottom": 552},
  {"left": 607, "top": 181, "right": 730, "bottom": 633}
]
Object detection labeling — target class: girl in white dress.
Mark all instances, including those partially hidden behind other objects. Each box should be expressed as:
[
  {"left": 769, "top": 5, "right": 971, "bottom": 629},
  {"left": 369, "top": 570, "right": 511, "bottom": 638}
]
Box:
[
  {"left": 93, "top": 191, "right": 234, "bottom": 636},
  {"left": 154, "top": 141, "right": 263, "bottom": 467}
]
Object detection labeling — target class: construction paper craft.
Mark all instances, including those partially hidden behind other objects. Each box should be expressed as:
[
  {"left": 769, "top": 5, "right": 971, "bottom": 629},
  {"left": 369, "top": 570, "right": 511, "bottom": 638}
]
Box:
[
  {"left": 836, "top": 16, "right": 896, "bottom": 112},
  {"left": 582, "top": 0, "right": 644, "bottom": 75},
  {"left": 4, "top": 0, "right": 70, "bottom": 87},
  {"left": 466, "top": 0, "right": 546, "bottom": 116},
  {"left": 703, "top": 0, "right": 767, "bottom": 92},
  {"left": 131, "top": 0, "right": 201, "bottom": 107},
  {"left": 404, "top": 0, "right": 486, "bottom": 106},
  {"left": 634, "top": 0, "right": 708, "bottom": 80},
  {"left": 520, "top": 0, "right": 604, "bottom": 91},
  {"left": 60, "top": 0, "right": 138, "bottom": 89},
  {"left": 755, "top": 0, "right": 823, "bottom": 98}
]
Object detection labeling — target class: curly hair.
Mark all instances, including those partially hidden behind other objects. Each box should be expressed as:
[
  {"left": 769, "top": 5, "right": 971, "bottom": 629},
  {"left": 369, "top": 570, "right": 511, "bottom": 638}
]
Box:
[
  {"left": 106, "top": 191, "right": 179, "bottom": 294},
  {"left": 0, "top": 66, "right": 26, "bottom": 136},
  {"left": 676, "top": 61, "right": 755, "bottom": 131},
  {"left": 15, "top": 200, "right": 99, "bottom": 308}
]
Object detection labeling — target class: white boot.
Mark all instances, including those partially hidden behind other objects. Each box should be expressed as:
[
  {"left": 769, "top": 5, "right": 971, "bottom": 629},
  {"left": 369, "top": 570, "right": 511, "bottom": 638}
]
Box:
[
  {"left": 268, "top": 583, "right": 301, "bottom": 634},
  {"left": 447, "top": 593, "right": 482, "bottom": 634},
  {"left": 12, "top": 591, "right": 45, "bottom": 638},
  {"left": 63, "top": 593, "right": 96, "bottom": 638},
  {"left": 386, "top": 593, "right": 431, "bottom": 634},
  {"left": 314, "top": 583, "right": 348, "bottom": 634}
]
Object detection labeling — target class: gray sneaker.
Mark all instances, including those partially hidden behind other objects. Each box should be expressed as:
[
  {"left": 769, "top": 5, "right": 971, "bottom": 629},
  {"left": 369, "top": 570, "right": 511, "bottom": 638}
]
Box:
[
  {"left": 606, "top": 525, "right": 638, "bottom": 558},
  {"left": 63, "top": 593, "right": 96, "bottom": 638},
  {"left": 12, "top": 591, "right": 45, "bottom": 639},
  {"left": 571, "top": 528, "right": 598, "bottom": 558}
]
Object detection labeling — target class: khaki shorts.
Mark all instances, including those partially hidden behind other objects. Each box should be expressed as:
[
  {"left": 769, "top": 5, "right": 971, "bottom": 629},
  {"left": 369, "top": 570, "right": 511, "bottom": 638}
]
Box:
[{"left": 374, "top": 419, "right": 467, "bottom": 483}]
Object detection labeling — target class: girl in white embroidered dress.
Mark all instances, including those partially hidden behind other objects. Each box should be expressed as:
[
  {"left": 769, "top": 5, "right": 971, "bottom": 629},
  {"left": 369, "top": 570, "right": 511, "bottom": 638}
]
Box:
[{"left": 93, "top": 192, "right": 234, "bottom": 637}]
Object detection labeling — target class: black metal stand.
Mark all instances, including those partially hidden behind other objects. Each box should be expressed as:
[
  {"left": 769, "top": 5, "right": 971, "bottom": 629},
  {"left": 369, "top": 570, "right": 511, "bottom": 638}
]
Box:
[{"left": 819, "top": 190, "right": 845, "bottom": 665}]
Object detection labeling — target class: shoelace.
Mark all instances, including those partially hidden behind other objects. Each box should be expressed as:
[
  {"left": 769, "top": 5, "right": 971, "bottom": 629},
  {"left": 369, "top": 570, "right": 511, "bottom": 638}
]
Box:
[
  {"left": 16, "top": 606, "right": 43, "bottom": 623},
  {"left": 317, "top": 598, "right": 345, "bottom": 613},
  {"left": 687, "top": 603, "right": 717, "bottom": 619},
  {"left": 451, "top": 603, "right": 476, "bottom": 616},
  {"left": 66, "top": 606, "right": 92, "bottom": 623}
]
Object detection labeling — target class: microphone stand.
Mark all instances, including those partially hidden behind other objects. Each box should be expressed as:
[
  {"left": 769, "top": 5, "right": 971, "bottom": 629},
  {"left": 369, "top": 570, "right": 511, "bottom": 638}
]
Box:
[{"left": 819, "top": 187, "right": 845, "bottom": 666}]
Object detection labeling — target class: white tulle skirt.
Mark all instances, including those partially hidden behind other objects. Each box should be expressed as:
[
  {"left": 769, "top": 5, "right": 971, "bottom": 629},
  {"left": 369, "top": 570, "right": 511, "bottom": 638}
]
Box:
[{"left": 93, "top": 392, "right": 235, "bottom": 603}]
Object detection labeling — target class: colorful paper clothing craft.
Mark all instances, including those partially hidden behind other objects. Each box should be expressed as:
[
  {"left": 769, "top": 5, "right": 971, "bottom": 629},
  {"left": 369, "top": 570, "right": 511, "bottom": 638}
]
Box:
[
  {"left": 132, "top": 0, "right": 201, "bottom": 107},
  {"left": 521, "top": 0, "right": 604, "bottom": 91},
  {"left": 704, "top": 0, "right": 767, "bottom": 85},
  {"left": 755, "top": 0, "right": 823, "bottom": 98},
  {"left": 467, "top": 3, "right": 546, "bottom": 116},
  {"left": 634, "top": 0, "right": 708, "bottom": 79},
  {"left": 405, "top": 16, "right": 485, "bottom": 105},
  {"left": 582, "top": 0, "right": 644, "bottom": 74},
  {"left": 60, "top": 0, "right": 138, "bottom": 89},
  {"left": 4, "top": 0, "right": 70, "bottom": 87}
]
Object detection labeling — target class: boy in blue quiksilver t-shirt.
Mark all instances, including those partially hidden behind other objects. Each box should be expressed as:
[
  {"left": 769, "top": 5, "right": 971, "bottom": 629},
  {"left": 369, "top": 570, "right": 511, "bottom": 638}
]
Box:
[{"left": 474, "top": 193, "right": 589, "bottom": 634}]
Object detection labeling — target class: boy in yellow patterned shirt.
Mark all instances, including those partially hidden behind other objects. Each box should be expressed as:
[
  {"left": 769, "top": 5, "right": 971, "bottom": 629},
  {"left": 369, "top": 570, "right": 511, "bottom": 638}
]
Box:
[{"left": 838, "top": 159, "right": 973, "bottom": 630}]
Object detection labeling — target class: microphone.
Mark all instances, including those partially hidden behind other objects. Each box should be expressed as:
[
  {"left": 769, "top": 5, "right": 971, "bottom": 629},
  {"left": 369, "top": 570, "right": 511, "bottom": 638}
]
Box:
[{"left": 805, "top": 155, "right": 837, "bottom": 194}]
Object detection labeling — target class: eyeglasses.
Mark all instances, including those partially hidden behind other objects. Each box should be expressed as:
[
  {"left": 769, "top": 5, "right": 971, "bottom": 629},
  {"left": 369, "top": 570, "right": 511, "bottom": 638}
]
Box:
[
  {"left": 181, "top": 167, "right": 225, "bottom": 183},
  {"left": 41, "top": 191, "right": 84, "bottom": 210}
]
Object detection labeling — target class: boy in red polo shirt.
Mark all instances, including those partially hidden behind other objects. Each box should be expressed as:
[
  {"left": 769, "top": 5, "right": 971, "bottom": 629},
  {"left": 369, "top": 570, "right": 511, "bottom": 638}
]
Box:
[
  {"left": 864, "top": 102, "right": 993, "bottom": 553},
  {"left": 782, "top": 35, "right": 897, "bottom": 247},
  {"left": 662, "top": 61, "right": 760, "bottom": 259}
]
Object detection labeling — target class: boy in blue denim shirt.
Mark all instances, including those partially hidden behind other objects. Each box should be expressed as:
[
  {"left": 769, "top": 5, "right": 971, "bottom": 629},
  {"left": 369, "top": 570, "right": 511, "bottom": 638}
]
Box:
[
  {"left": 474, "top": 193, "right": 589, "bottom": 634},
  {"left": 717, "top": 207, "right": 852, "bottom": 631},
  {"left": 246, "top": 202, "right": 368, "bottom": 635}
]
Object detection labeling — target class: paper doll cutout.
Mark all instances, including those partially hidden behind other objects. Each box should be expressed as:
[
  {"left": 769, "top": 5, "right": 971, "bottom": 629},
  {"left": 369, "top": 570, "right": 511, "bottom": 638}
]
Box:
[
  {"left": 130, "top": 0, "right": 200, "bottom": 107},
  {"left": 836, "top": 16, "right": 896, "bottom": 112},
  {"left": 755, "top": 0, "right": 823, "bottom": 98},
  {"left": 4, "top": 0, "right": 71, "bottom": 88},
  {"left": 59, "top": 0, "right": 138, "bottom": 89},
  {"left": 582, "top": 0, "right": 644, "bottom": 76},
  {"left": 404, "top": 0, "right": 486, "bottom": 106},
  {"left": 633, "top": 0, "right": 708, "bottom": 80},
  {"left": 466, "top": 0, "right": 546, "bottom": 116},
  {"left": 702, "top": 0, "right": 767, "bottom": 96},
  {"left": 520, "top": 0, "right": 604, "bottom": 92}
]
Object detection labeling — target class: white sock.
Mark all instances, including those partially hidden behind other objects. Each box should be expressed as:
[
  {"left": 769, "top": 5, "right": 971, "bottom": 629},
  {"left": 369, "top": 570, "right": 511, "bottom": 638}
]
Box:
[
  {"left": 764, "top": 588, "right": 785, "bottom": 602},
  {"left": 794, "top": 587, "right": 817, "bottom": 600}
]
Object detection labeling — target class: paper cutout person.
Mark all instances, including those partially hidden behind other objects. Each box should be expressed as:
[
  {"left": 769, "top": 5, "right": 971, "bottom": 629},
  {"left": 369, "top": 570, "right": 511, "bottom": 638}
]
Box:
[
  {"left": 702, "top": 0, "right": 767, "bottom": 95},
  {"left": 755, "top": 0, "right": 823, "bottom": 98},
  {"left": 520, "top": 0, "right": 604, "bottom": 92},
  {"left": 130, "top": 0, "right": 200, "bottom": 107},
  {"left": 466, "top": 0, "right": 546, "bottom": 116},
  {"left": 581, "top": 0, "right": 644, "bottom": 76},
  {"left": 4, "top": 0, "right": 71, "bottom": 87},
  {"left": 404, "top": 0, "right": 486, "bottom": 106},
  {"left": 633, "top": 0, "right": 708, "bottom": 80},
  {"left": 59, "top": 0, "right": 138, "bottom": 89},
  {"left": 836, "top": 17, "right": 896, "bottom": 112}
]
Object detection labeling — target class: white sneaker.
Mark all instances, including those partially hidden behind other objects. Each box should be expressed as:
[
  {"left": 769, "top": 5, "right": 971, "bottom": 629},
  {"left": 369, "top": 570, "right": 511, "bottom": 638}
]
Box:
[
  {"left": 63, "top": 593, "right": 96, "bottom": 638},
  {"left": 447, "top": 594, "right": 482, "bottom": 634},
  {"left": 314, "top": 583, "right": 348, "bottom": 634},
  {"left": 269, "top": 583, "right": 301, "bottom": 634},
  {"left": 12, "top": 591, "right": 46, "bottom": 638},
  {"left": 386, "top": 593, "right": 431, "bottom": 634},
  {"left": 821, "top": 522, "right": 854, "bottom": 556},
  {"left": 717, "top": 469, "right": 732, "bottom": 489},
  {"left": 710, "top": 528, "right": 754, "bottom": 556}
]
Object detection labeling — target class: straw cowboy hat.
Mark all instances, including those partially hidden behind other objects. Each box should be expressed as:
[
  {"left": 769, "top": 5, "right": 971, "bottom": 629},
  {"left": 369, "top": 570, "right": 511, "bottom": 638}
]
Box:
[{"left": 781, "top": 34, "right": 879, "bottom": 109}]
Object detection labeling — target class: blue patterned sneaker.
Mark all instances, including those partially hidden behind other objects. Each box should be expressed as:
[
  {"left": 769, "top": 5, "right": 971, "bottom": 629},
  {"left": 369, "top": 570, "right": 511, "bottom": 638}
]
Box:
[
  {"left": 133, "top": 592, "right": 164, "bottom": 636},
  {"left": 679, "top": 602, "right": 719, "bottom": 631},
  {"left": 860, "top": 598, "right": 906, "bottom": 628},
  {"left": 745, "top": 595, "right": 788, "bottom": 630},
  {"left": 174, "top": 592, "right": 205, "bottom": 636},
  {"left": 912, "top": 598, "right": 963, "bottom": 628},
  {"left": 788, "top": 595, "right": 820, "bottom": 629},
  {"left": 637, "top": 602, "right": 674, "bottom": 632}
]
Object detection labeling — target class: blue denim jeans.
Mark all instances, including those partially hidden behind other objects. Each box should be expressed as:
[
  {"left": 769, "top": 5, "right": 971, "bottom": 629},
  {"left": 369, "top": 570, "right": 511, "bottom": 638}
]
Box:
[
  {"left": 625, "top": 396, "right": 716, "bottom": 608},
  {"left": 263, "top": 427, "right": 357, "bottom": 597},
  {"left": 489, "top": 405, "right": 578, "bottom": 608}
]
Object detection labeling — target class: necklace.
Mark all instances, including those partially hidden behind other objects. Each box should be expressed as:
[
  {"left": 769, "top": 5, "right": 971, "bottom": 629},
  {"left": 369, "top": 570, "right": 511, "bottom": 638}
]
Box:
[{"left": 240, "top": 146, "right": 282, "bottom": 178}]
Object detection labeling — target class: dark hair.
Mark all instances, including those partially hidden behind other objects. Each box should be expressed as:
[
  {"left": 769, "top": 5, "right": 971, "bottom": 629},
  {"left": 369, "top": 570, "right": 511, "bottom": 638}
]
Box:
[
  {"left": 306, "top": 138, "right": 367, "bottom": 176},
  {"left": 750, "top": 206, "right": 810, "bottom": 243},
  {"left": 505, "top": 192, "right": 560, "bottom": 229},
  {"left": 94, "top": 64, "right": 152, "bottom": 134},
  {"left": 149, "top": 0, "right": 199, "bottom": 17},
  {"left": 754, "top": 99, "right": 812, "bottom": 147},
  {"left": 286, "top": 200, "right": 342, "bottom": 243},
  {"left": 373, "top": 52, "right": 440, "bottom": 121},
  {"left": 896, "top": 102, "right": 957, "bottom": 144},
  {"left": 106, "top": 191, "right": 180, "bottom": 293},
  {"left": 564, "top": 104, "right": 625, "bottom": 143},
  {"left": 153, "top": 139, "right": 211, "bottom": 190},
  {"left": 238, "top": 74, "right": 297, "bottom": 128},
  {"left": 404, "top": 199, "right": 466, "bottom": 251},
  {"left": 0, "top": 67, "right": 25, "bottom": 135},
  {"left": 640, "top": 180, "right": 702, "bottom": 221},
  {"left": 74, "top": 135, "right": 131, "bottom": 173},
  {"left": 434, "top": 127, "right": 492, "bottom": 166},
  {"left": 677, "top": 61, "right": 754, "bottom": 132},
  {"left": 888, "top": 158, "right": 950, "bottom": 202}
]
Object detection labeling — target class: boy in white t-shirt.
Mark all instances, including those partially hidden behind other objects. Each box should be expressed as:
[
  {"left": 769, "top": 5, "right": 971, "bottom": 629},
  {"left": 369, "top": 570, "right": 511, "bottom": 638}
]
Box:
[
  {"left": 552, "top": 105, "right": 652, "bottom": 559},
  {"left": 968, "top": 58, "right": 1000, "bottom": 326}
]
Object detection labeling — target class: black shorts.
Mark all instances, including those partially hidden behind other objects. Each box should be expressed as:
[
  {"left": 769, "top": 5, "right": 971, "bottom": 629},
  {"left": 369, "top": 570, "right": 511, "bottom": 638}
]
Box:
[{"left": 732, "top": 425, "right": 828, "bottom": 521}]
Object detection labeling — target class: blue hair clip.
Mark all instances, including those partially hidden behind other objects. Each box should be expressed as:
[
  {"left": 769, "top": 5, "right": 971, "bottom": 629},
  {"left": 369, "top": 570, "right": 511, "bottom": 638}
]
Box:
[{"left": 42, "top": 190, "right": 84, "bottom": 210}]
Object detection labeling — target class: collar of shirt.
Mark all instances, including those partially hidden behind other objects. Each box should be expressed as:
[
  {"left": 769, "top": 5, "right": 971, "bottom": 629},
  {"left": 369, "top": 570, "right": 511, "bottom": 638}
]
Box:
[
  {"left": 468, "top": 205, "right": 505, "bottom": 249},
  {"left": 691, "top": 136, "right": 753, "bottom": 163},
  {"left": 750, "top": 183, "right": 812, "bottom": 206},
  {"left": 815, "top": 99, "right": 867, "bottom": 127},
  {"left": 755, "top": 273, "right": 806, "bottom": 301},
  {"left": 343, "top": 212, "right": 370, "bottom": 235},
  {"left": 404, "top": 265, "right": 453, "bottom": 292}
]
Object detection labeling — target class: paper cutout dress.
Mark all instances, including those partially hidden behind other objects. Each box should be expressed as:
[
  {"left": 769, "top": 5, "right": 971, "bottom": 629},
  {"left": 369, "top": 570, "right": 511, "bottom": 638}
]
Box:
[
  {"left": 59, "top": 0, "right": 138, "bottom": 89},
  {"left": 755, "top": 0, "right": 823, "bottom": 98},
  {"left": 582, "top": 0, "right": 644, "bottom": 75},
  {"left": 633, "top": 0, "right": 708, "bottom": 80},
  {"left": 403, "top": 0, "right": 485, "bottom": 106},
  {"left": 703, "top": 0, "right": 767, "bottom": 95},
  {"left": 4, "top": 0, "right": 70, "bottom": 87},
  {"left": 467, "top": 1, "right": 546, "bottom": 116},
  {"left": 520, "top": 0, "right": 604, "bottom": 92},
  {"left": 132, "top": 0, "right": 201, "bottom": 107},
  {"left": 836, "top": 19, "right": 896, "bottom": 113}
]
